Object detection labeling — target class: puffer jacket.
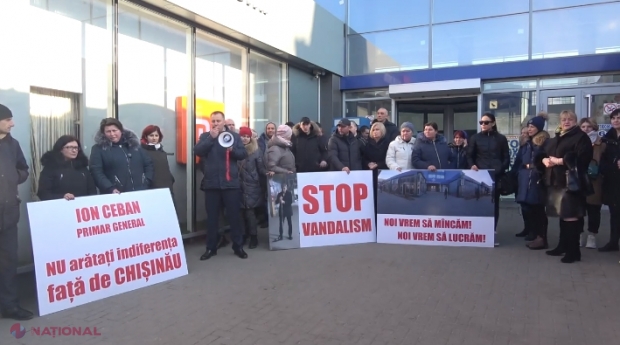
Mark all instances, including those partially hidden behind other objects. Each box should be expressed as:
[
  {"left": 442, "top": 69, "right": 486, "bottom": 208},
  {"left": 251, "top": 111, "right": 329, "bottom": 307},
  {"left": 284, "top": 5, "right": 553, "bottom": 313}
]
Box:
[
  {"left": 89, "top": 129, "right": 154, "bottom": 193},
  {"left": 328, "top": 131, "right": 363, "bottom": 171},
  {"left": 265, "top": 136, "right": 296, "bottom": 173},
  {"left": 195, "top": 127, "right": 247, "bottom": 190},
  {"left": 291, "top": 121, "right": 327, "bottom": 172},
  {"left": 512, "top": 130, "right": 549, "bottom": 205},
  {"left": 386, "top": 135, "right": 416, "bottom": 170},
  {"left": 448, "top": 143, "right": 468, "bottom": 169},
  {"left": 411, "top": 133, "right": 454, "bottom": 170},
  {"left": 37, "top": 151, "right": 97, "bottom": 201},
  {"left": 362, "top": 136, "right": 390, "bottom": 171},
  {"left": 0, "top": 134, "right": 28, "bottom": 203},
  {"left": 239, "top": 138, "right": 266, "bottom": 209},
  {"left": 141, "top": 143, "right": 174, "bottom": 192},
  {"left": 467, "top": 129, "right": 510, "bottom": 176},
  {"left": 601, "top": 129, "right": 620, "bottom": 206}
]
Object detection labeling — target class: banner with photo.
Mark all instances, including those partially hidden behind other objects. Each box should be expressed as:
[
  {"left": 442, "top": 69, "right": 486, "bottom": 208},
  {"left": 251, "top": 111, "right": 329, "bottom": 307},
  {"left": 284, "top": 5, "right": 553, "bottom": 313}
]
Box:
[
  {"left": 376, "top": 169, "right": 495, "bottom": 248},
  {"left": 267, "top": 173, "right": 300, "bottom": 251},
  {"left": 297, "top": 171, "right": 376, "bottom": 248}
]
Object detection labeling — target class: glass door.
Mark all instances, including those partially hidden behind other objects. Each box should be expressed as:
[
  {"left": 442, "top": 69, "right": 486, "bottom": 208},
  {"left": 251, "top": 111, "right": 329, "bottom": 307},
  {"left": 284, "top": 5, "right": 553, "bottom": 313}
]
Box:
[
  {"left": 539, "top": 90, "right": 582, "bottom": 138},
  {"left": 582, "top": 87, "right": 620, "bottom": 136}
]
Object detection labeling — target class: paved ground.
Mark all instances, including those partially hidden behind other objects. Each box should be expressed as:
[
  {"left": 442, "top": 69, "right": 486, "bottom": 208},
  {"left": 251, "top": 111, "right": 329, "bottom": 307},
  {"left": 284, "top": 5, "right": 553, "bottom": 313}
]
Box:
[{"left": 1, "top": 203, "right": 620, "bottom": 345}]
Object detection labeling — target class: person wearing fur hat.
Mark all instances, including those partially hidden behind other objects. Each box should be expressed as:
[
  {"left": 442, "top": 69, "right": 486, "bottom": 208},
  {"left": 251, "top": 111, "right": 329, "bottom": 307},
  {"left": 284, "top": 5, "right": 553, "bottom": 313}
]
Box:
[
  {"left": 512, "top": 112, "right": 550, "bottom": 250},
  {"left": 90, "top": 118, "right": 154, "bottom": 194},
  {"left": 38, "top": 135, "right": 98, "bottom": 201},
  {"left": 578, "top": 118, "right": 605, "bottom": 249},
  {"left": 291, "top": 117, "right": 328, "bottom": 172},
  {"left": 541, "top": 110, "right": 593, "bottom": 263},
  {"left": 140, "top": 125, "right": 174, "bottom": 193},
  {"left": 386, "top": 122, "right": 416, "bottom": 171},
  {"left": 238, "top": 126, "right": 266, "bottom": 249},
  {"left": 449, "top": 130, "right": 469, "bottom": 169}
]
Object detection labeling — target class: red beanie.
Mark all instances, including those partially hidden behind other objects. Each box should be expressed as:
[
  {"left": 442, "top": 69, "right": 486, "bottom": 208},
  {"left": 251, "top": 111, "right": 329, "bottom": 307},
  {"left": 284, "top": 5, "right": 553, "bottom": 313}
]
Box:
[{"left": 239, "top": 126, "right": 252, "bottom": 137}]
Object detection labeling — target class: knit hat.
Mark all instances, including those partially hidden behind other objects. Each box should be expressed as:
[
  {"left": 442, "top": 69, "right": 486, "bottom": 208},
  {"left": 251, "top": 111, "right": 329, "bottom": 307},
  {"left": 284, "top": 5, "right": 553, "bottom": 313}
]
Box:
[
  {"left": 0, "top": 104, "right": 13, "bottom": 121},
  {"left": 527, "top": 114, "right": 546, "bottom": 132},
  {"left": 453, "top": 130, "right": 467, "bottom": 139},
  {"left": 400, "top": 122, "right": 415, "bottom": 133},
  {"left": 239, "top": 126, "right": 252, "bottom": 137},
  {"left": 277, "top": 124, "right": 292, "bottom": 139}
]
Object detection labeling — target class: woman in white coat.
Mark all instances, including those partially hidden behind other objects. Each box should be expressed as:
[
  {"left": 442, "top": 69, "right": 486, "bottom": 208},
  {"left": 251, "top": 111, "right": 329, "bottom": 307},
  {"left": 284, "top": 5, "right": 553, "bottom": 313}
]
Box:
[{"left": 386, "top": 122, "right": 416, "bottom": 171}]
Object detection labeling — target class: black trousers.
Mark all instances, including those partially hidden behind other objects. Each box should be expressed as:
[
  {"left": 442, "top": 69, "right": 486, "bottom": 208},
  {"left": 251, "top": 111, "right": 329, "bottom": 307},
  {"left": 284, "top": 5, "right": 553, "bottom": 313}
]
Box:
[
  {"left": 493, "top": 187, "right": 500, "bottom": 230},
  {"left": 204, "top": 189, "right": 243, "bottom": 251},
  {"left": 607, "top": 203, "right": 620, "bottom": 246},
  {"left": 279, "top": 213, "right": 292, "bottom": 237},
  {"left": 241, "top": 207, "right": 258, "bottom": 236},
  {"left": 0, "top": 202, "right": 20, "bottom": 310},
  {"left": 585, "top": 203, "right": 602, "bottom": 234},
  {"left": 523, "top": 204, "right": 548, "bottom": 238}
]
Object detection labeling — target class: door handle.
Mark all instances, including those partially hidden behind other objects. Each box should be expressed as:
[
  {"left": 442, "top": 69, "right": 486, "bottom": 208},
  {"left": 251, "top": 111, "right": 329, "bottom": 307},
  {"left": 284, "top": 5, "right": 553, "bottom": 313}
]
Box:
[{"left": 584, "top": 94, "right": 592, "bottom": 118}]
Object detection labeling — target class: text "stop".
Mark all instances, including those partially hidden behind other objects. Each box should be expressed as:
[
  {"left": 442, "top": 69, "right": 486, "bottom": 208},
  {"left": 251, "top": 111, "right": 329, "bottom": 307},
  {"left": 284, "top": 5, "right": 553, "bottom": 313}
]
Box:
[{"left": 302, "top": 184, "right": 368, "bottom": 214}]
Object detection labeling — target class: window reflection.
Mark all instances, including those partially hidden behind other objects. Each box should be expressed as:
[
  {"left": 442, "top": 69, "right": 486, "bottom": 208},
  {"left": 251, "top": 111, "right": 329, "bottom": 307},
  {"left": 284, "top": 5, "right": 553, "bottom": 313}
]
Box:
[
  {"left": 249, "top": 52, "right": 286, "bottom": 131},
  {"left": 432, "top": 14, "right": 529, "bottom": 68},
  {"left": 533, "top": 0, "right": 617, "bottom": 10},
  {"left": 482, "top": 92, "right": 536, "bottom": 137},
  {"left": 433, "top": 0, "right": 528, "bottom": 23},
  {"left": 348, "top": 0, "right": 429, "bottom": 34},
  {"left": 532, "top": 2, "right": 620, "bottom": 59},
  {"left": 348, "top": 27, "right": 429, "bottom": 75}
]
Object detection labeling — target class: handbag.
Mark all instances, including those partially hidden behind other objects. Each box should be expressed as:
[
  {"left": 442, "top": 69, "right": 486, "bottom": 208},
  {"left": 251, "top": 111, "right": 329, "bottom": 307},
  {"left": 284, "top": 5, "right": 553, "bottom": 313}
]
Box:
[
  {"left": 566, "top": 165, "right": 594, "bottom": 196},
  {"left": 498, "top": 172, "right": 517, "bottom": 196},
  {"left": 587, "top": 159, "right": 599, "bottom": 179}
]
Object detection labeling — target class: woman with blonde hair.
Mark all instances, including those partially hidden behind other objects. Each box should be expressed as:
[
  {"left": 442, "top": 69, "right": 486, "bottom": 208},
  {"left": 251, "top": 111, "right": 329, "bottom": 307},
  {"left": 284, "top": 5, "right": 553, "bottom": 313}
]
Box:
[
  {"left": 362, "top": 122, "right": 390, "bottom": 215},
  {"left": 578, "top": 117, "right": 605, "bottom": 249},
  {"left": 542, "top": 110, "right": 593, "bottom": 263}
]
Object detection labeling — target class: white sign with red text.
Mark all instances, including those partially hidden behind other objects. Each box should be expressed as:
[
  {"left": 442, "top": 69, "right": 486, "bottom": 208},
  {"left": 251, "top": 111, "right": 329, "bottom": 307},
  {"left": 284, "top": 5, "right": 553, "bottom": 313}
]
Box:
[
  {"left": 377, "top": 215, "right": 494, "bottom": 247},
  {"left": 297, "top": 171, "right": 376, "bottom": 248},
  {"left": 27, "top": 189, "right": 188, "bottom": 316}
]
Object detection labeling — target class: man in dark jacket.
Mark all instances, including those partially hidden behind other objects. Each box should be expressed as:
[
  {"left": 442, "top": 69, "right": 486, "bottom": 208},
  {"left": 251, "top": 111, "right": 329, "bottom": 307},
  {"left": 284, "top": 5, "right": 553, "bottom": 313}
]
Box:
[
  {"left": 0, "top": 104, "right": 33, "bottom": 320},
  {"left": 195, "top": 111, "right": 248, "bottom": 261},
  {"left": 328, "top": 118, "right": 363, "bottom": 172},
  {"left": 291, "top": 117, "right": 328, "bottom": 172},
  {"left": 372, "top": 108, "right": 399, "bottom": 141}
]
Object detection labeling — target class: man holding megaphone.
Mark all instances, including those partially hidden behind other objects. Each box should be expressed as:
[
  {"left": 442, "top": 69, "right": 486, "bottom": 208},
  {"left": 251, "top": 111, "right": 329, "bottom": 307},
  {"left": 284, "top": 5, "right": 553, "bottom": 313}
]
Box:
[{"left": 195, "top": 111, "right": 248, "bottom": 261}]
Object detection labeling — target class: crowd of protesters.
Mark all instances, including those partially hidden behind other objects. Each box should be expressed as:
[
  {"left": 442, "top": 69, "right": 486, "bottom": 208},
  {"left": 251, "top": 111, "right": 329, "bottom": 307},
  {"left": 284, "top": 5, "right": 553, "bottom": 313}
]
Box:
[{"left": 1, "top": 102, "right": 620, "bottom": 320}]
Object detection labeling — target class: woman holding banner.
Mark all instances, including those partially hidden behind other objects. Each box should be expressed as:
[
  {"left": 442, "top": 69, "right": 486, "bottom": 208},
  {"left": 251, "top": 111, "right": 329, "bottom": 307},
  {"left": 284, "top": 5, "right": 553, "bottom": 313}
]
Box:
[
  {"left": 386, "top": 122, "right": 416, "bottom": 171},
  {"left": 37, "top": 135, "right": 97, "bottom": 201},
  {"left": 412, "top": 122, "right": 454, "bottom": 171},
  {"left": 362, "top": 122, "right": 389, "bottom": 218}
]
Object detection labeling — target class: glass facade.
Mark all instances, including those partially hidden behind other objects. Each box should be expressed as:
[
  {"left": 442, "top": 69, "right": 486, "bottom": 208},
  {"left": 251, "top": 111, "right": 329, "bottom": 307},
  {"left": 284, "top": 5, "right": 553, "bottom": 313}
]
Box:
[
  {"left": 0, "top": 0, "right": 289, "bottom": 263},
  {"left": 346, "top": 0, "right": 620, "bottom": 75}
]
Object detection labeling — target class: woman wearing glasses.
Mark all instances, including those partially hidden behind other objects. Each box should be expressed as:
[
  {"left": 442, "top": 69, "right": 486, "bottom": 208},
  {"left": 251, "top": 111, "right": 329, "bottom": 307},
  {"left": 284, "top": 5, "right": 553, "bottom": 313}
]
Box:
[
  {"left": 37, "top": 135, "right": 97, "bottom": 201},
  {"left": 467, "top": 112, "right": 510, "bottom": 246}
]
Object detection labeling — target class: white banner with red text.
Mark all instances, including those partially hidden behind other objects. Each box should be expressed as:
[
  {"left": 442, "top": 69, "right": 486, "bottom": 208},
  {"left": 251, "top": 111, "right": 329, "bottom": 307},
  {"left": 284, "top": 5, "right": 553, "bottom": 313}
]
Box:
[
  {"left": 297, "top": 170, "right": 376, "bottom": 248},
  {"left": 375, "top": 169, "right": 495, "bottom": 248},
  {"left": 27, "top": 189, "right": 188, "bottom": 316}
]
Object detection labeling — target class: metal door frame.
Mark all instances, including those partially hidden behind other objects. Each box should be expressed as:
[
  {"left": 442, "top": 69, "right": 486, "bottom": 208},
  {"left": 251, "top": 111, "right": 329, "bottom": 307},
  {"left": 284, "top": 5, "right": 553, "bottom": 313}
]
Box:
[{"left": 581, "top": 86, "right": 620, "bottom": 119}]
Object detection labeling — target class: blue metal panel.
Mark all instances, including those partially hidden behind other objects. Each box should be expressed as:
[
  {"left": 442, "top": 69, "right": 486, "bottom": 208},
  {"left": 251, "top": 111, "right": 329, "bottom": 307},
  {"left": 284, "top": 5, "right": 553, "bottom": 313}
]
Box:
[{"left": 341, "top": 53, "right": 620, "bottom": 90}]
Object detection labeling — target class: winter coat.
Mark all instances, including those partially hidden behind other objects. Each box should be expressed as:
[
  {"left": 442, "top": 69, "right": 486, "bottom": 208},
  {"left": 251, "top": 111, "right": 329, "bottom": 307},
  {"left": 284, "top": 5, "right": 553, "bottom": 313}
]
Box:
[
  {"left": 195, "top": 127, "right": 247, "bottom": 190},
  {"left": 37, "top": 151, "right": 97, "bottom": 201},
  {"left": 542, "top": 126, "right": 593, "bottom": 218},
  {"left": 411, "top": 133, "right": 454, "bottom": 170},
  {"left": 512, "top": 131, "right": 549, "bottom": 205},
  {"left": 327, "top": 131, "right": 363, "bottom": 171},
  {"left": 372, "top": 119, "right": 399, "bottom": 141},
  {"left": 0, "top": 134, "right": 28, "bottom": 204},
  {"left": 141, "top": 144, "right": 174, "bottom": 192},
  {"left": 586, "top": 137, "right": 605, "bottom": 206},
  {"left": 362, "top": 136, "right": 390, "bottom": 171},
  {"left": 449, "top": 143, "right": 468, "bottom": 169},
  {"left": 276, "top": 190, "right": 293, "bottom": 217},
  {"left": 258, "top": 133, "right": 271, "bottom": 154},
  {"left": 467, "top": 129, "right": 510, "bottom": 176},
  {"left": 601, "top": 129, "right": 620, "bottom": 206},
  {"left": 239, "top": 138, "right": 266, "bottom": 209},
  {"left": 90, "top": 130, "right": 154, "bottom": 193},
  {"left": 386, "top": 135, "right": 416, "bottom": 170},
  {"left": 291, "top": 122, "right": 328, "bottom": 172},
  {"left": 265, "top": 136, "right": 296, "bottom": 174}
]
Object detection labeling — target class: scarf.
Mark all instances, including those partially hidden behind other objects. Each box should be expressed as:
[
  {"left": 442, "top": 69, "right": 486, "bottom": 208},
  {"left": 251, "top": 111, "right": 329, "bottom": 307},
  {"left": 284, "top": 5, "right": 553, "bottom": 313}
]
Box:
[
  {"left": 148, "top": 143, "right": 161, "bottom": 149},
  {"left": 587, "top": 130, "right": 598, "bottom": 144}
]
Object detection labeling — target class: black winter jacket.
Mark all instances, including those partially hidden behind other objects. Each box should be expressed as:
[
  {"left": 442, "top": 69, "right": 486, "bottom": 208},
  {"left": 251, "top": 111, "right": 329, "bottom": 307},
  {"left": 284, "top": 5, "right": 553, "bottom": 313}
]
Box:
[
  {"left": 37, "top": 151, "right": 97, "bottom": 201},
  {"left": 542, "top": 126, "right": 593, "bottom": 190},
  {"left": 291, "top": 122, "right": 328, "bottom": 172},
  {"left": 328, "top": 132, "right": 363, "bottom": 171},
  {"left": 467, "top": 130, "right": 510, "bottom": 175},
  {"left": 412, "top": 133, "right": 455, "bottom": 170},
  {"left": 362, "top": 137, "right": 390, "bottom": 171},
  {"left": 90, "top": 130, "right": 154, "bottom": 193},
  {"left": 239, "top": 138, "right": 266, "bottom": 209},
  {"left": 449, "top": 143, "right": 468, "bottom": 169},
  {"left": 0, "top": 134, "right": 29, "bottom": 204},
  {"left": 600, "top": 129, "right": 620, "bottom": 206},
  {"left": 195, "top": 127, "right": 247, "bottom": 190},
  {"left": 141, "top": 143, "right": 174, "bottom": 192}
]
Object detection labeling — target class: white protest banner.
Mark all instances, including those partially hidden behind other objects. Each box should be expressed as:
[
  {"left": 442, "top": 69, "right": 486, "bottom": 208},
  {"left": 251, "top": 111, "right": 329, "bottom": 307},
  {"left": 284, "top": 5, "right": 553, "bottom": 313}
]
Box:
[
  {"left": 297, "top": 171, "right": 376, "bottom": 248},
  {"left": 376, "top": 169, "right": 495, "bottom": 248},
  {"left": 27, "top": 189, "right": 188, "bottom": 316}
]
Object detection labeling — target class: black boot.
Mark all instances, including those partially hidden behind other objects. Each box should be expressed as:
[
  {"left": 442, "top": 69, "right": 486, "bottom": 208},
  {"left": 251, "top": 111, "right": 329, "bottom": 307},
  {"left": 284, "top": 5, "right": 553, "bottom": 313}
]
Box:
[
  {"left": 546, "top": 220, "right": 566, "bottom": 256},
  {"left": 561, "top": 220, "right": 581, "bottom": 263},
  {"left": 515, "top": 229, "right": 528, "bottom": 237},
  {"left": 249, "top": 235, "right": 258, "bottom": 249},
  {"left": 598, "top": 224, "right": 619, "bottom": 252}
]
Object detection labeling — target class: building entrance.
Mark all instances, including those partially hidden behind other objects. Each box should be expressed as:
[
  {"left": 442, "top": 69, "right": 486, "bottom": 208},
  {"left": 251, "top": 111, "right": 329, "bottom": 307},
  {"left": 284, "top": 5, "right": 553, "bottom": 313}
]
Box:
[{"left": 396, "top": 96, "right": 478, "bottom": 140}]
